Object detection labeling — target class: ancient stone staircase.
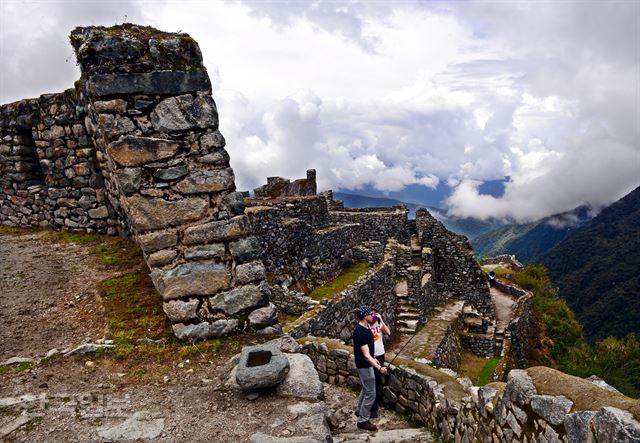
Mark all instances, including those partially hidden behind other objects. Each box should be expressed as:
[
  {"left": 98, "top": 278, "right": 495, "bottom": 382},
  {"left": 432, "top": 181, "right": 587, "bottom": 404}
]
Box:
[{"left": 395, "top": 279, "right": 420, "bottom": 334}]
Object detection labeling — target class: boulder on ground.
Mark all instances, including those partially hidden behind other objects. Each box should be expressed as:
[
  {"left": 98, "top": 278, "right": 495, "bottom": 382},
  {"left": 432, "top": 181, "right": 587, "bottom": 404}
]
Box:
[{"left": 236, "top": 344, "right": 290, "bottom": 392}]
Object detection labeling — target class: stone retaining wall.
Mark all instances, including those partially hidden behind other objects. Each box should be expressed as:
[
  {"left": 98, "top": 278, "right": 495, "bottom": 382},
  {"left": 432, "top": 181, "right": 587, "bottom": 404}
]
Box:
[
  {"left": 461, "top": 333, "right": 496, "bottom": 358},
  {"left": 507, "top": 291, "right": 536, "bottom": 370},
  {"left": 492, "top": 278, "right": 530, "bottom": 299},
  {"left": 482, "top": 254, "right": 524, "bottom": 271},
  {"left": 245, "top": 197, "right": 363, "bottom": 289},
  {"left": 290, "top": 248, "right": 397, "bottom": 343},
  {"left": 432, "top": 316, "right": 464, "bottom": 370},
  {"left": 301, "top": 339, "right": 640, "bottom": 442}
]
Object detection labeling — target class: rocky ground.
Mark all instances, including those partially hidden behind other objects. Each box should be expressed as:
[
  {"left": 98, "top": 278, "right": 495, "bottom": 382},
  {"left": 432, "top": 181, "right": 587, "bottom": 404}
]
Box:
[{"left": 0, "top": 229, "right": 431, "bottom": 442}]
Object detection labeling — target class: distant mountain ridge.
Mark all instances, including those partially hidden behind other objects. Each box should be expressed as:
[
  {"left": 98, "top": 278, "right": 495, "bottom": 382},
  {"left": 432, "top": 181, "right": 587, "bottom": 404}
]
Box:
[
  {"left": 541, "top": 185, "right": 640, "bottom": 341},
  {"left": 471, "top": 206, "right": 595, "bottom": 263}
]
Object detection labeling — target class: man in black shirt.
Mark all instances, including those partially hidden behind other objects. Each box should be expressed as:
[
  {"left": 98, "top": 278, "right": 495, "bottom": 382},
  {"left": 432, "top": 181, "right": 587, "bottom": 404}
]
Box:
[{"left": 353, "top": 305, "right": 388, "bottom": 432}]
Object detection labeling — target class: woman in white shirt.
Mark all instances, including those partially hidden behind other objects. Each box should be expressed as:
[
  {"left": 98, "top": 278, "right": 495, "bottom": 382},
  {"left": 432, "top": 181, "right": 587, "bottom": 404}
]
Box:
[{"left": 369, "top": 307, "right": 391, "bottom": 416}]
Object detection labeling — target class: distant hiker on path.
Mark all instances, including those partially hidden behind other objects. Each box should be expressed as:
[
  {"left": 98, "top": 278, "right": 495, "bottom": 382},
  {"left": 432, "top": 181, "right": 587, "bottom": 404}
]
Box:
[
  {"left": 370, "top": 307, "right": 391, "bottom": 416},
  {"left": 353, "top": 305, "right": 388, "bottom": 432}
]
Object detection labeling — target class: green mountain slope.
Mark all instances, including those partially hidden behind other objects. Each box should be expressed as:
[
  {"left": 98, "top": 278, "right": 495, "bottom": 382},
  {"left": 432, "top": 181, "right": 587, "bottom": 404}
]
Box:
[
  {"left": 541, "top": 185, "right": 640, "bottom": 341},
  {"left": 471, "top": 206, "right": 594, "bottom": 263}
]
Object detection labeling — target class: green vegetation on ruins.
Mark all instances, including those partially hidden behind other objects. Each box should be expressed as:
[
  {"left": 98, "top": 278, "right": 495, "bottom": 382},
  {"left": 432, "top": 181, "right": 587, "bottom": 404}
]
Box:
[
  {"left": 307, "top": 261, "right": 369, "bottom": 301},
  {"left": 458, "top": 352, "right": 500, "bottom": 386},
  {"left": 514, "top": 264, "right": 640, "bottom": 398}
]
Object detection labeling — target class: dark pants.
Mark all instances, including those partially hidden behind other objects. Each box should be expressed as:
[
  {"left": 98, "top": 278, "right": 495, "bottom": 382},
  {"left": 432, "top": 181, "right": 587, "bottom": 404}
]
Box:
[{"left": 371, "top": 355, "right": 385, "bottom": 412}]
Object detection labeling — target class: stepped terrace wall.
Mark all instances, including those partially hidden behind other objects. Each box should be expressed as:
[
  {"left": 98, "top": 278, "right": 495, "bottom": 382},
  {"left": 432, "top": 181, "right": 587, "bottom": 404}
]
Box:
[
  {"left": 289, "top": 246, "right": 397, "bottom": 342},
  {"left": 416, "top": 208, "right": 494, "bottom": 317},
  {"left": 301, "top": 338, "right": 640, "bottom": 442}
]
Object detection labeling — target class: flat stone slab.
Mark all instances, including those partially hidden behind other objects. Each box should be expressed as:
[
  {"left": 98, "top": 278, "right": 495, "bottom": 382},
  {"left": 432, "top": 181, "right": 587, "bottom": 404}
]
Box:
[
  {"left": 96, "top": 411, "right": 165, "bottom": 440},
  {"left": 1, "top": 357, "right": 35, "bottom": 365},
  {"left": 276, "top": 354, "right": 324, "bottom": 401},
  {"left": 236, "top": 344, "right": 290, "bottom": 392}
]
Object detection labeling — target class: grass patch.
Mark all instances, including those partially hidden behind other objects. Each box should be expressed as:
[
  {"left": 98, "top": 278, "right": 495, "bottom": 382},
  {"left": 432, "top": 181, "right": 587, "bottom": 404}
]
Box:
[
  {"left": 308, "top": 262, "right": 369, "bottom": 301},
  {"left": 0, "top": 226, "right": 38, "bottom": 236},
  {"left": 99, "top": 272, "right": 170, "bottom": 346},
  {"left": 94, "top": 238, "right": 143, "bottom": 267},
  {"left": 95, "top": 266, "right": 246, "bottom": 373},
  {"left": 45, "top": 230, "right": 103, "bottom": 244},
  {"left": 476, "top": 357, "right": 500, "bottom": 386}
]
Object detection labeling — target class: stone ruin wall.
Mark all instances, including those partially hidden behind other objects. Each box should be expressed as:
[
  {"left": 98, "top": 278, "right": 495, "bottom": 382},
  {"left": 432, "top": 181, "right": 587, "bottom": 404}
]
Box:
[
  {"left": 328, "top": 205, "right": 411, "bottom": 246},
  {"left": 254, "top": 169, "right": 317, "bottom": 198},
  {"left": 245, "top": 195, "right": 362, "bottom": 291},
  {"left": 0, "top": 91, "right": 121, "bottom": 233},
  {"left": 303, "top": 340, "right": 640, "bottom": 443},
  {"left": 416, "top": 208, "right": 494, "bottom": 317},
  {"left": 2, "top": 24, "right": 275, "bottom": 341}
]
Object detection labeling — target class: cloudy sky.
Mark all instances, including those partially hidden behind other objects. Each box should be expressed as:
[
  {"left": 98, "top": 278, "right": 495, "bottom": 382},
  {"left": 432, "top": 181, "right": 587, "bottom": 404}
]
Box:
[{"left": 1, "top": 0, "right": 638, "bottom": 221}]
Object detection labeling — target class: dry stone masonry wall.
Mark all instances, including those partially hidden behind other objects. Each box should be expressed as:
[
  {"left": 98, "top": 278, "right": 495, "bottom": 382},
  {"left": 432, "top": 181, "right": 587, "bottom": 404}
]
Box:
[
  {"left": 0, "top": 91, "right": 120, "bottom": 233},
  {"left": 67, "top": 24, "right": 275, "bottom": 340},
  {"left": 302, "top": 340, "right": 640, "bottom": 443},
  {"left": 416, "top": 208, "right": 494, "bottom": 317},
  {"left": 0, "top": 24, "right": 277, "bottom": 340}
]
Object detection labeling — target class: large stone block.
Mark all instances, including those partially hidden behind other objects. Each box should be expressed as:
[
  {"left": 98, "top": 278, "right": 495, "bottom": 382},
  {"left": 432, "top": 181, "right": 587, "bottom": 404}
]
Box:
[
  {"left": 86, "top": 70, "right": 211, "bottom": 97},
  {"left": 172, "top": 319, "right": 238, "bottom": 341},
  {"left": 107, "top": 136, "right": 182, "bottom": 167},
  {"left": 248, "top": 303, "right": 278, "bottom": 328},
  {"left": 200, "top": 130, "right": 226, "bottom": 150},
  {"left": 137, "top": 231, "right": 178, "bottom": 253},
  {"left": 150, "top": 93, "right": 218, "bottom": 133},
  {"left": 208, "top": 283, "right": 268, "bottom": 315},
  {"left": 115, "top": 167, "right": 142, "bottom": 194},
  {"left": 505, "top": 369, "right": 537, "bottom": 405},
  {"left": 146, "top": 249, "right": 178, "bottom": 267},
  {"left": 276, "top": 353, "right": 324, "bottom": 400},
  {"left": 531, "top": 395, "right": 573, "bottom": 426},
  {"left": 153, "top": 165, "right": 188, "bottom": 181},
  {"left": 163, "top": 299, "right": 199, "bottom": 323},
  {"left": 174, "top": 168, "right": 235, "bottom": 194},
  {"left": 96, "top": 114, "right": 136, "bottom": 136},
  {"left": 151, "top": 261, "right": 231, "bottom": 300},
  {"left": 235, "top": 260, "right": 266, "bottom": 284},
  {"left": 183, "top": 215, "right": 249, "bottom": 245},
  {"left": 564, "top": 411, "right": 597, "bottom": 443},
  {"left": 184, "top": 243, "right": 226, "bottom": 261},
  {"left": 125, "top": 195, "right": 208, "bottom": 231},
  {"left": 593, "top": 407, "right": 640, "bottom": 443},
  {"left": 229, "top": 236, "right": 261, "bottom": 263}
]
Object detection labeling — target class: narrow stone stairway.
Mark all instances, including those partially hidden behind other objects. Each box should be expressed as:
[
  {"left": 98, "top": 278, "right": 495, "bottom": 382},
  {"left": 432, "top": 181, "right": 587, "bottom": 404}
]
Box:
[{"left": 395, "top": 279, "right": 421, "bottom": 334}]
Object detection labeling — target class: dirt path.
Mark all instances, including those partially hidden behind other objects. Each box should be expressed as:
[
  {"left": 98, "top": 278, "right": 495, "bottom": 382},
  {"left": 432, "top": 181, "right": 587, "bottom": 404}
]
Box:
[
  {"left": 491, "top": 287, "right": 517, "bottom": 331},
  {"left": 0, "top": 231, "right": 118, "bottom": 360}
]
